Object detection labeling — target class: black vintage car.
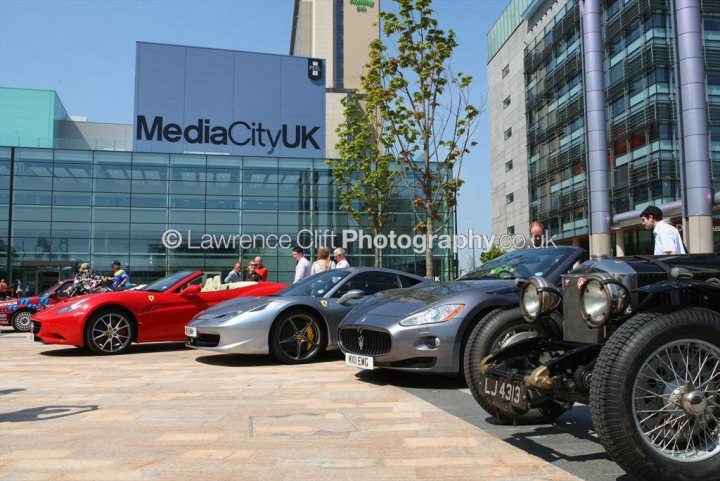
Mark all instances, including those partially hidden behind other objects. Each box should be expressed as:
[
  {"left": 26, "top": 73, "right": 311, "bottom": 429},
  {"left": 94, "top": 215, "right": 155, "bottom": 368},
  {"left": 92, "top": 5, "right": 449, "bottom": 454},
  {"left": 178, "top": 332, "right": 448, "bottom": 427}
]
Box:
[{"left": 464, "top": 254, "right": 720, "bottom": 481}]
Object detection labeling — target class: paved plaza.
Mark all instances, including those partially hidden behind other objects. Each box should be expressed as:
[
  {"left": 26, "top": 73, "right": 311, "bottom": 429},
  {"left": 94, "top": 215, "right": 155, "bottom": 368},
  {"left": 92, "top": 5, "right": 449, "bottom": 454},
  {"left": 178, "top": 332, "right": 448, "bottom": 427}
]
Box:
[{"left": 0, "top": 330, "right": 581, "bottom": 481}]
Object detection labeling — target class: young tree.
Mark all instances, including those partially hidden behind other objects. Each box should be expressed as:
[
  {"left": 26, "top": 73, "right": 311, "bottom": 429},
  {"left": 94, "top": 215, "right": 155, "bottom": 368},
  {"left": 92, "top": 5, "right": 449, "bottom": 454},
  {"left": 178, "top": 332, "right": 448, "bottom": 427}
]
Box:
[
  {"left": 370, "top": 0, "right": 480, "bottom": 278},
  {"left": 329, "top": 87, "right": 399, "bottom": 267}
]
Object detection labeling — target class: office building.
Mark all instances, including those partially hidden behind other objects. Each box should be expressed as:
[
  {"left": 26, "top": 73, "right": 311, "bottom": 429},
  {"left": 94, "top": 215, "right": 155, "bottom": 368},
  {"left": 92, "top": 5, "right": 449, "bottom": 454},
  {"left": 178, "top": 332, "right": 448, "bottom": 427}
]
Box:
[
  {"left": 488, "top": 0, "right": 719, "bottom": 253},
  {"left": 0, "top": 1, "right": 456, "bottom": 291}
]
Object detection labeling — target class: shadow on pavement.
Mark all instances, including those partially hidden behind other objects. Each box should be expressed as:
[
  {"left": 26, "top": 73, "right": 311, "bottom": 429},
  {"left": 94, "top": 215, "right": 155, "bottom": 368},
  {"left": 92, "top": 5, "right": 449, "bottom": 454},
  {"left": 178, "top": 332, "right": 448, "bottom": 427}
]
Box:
[
  {"left": 0, "top": 388, "right": 25, "bottom": 395},
  {"left": 194, "top": 350, "right": 342, "bottom": 367},
  {"left": 0, "top": 405, "right": 99, "bottom": 422},
  {"left": 355, "top": 368, "right": 466, "bottom": 389},
  {"left": 40, "top": 342, "right": 188, "bottom": 357}
]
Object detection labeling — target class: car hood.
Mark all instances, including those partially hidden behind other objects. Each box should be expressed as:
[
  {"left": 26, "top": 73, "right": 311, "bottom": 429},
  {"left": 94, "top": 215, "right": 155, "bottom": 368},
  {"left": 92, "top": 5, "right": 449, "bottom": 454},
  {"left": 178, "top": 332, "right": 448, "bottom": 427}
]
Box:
[
  {"left": 350, "top": 279, "right": 515, "bottom": 318},
  {"left": 191, "top": 296, "right": 280, "bottom": 321}
]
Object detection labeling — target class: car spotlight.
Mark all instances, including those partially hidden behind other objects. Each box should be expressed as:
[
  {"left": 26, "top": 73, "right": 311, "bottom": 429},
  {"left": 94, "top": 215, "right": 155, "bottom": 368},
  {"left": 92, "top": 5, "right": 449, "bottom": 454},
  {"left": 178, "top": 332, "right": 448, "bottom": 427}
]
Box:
[
  {"left": 579, "top": 275, "right": 628, "bottom": 328},
  {"left": 520, "top": 276, "right": 561, "bottom": 322}
]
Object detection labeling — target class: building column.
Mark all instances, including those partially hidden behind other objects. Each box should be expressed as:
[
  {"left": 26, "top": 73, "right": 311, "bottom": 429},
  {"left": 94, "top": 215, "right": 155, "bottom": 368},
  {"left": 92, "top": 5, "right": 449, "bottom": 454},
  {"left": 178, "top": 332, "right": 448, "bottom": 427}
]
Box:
[
  {"left": 615, "top": 230, "right": 625, "bottom": 257},
  {"left": 581, "top": 0, "right": 612, "bottom": 257},
  {"left": 673, "top": 0, "right": 714, "bottom": 252}
]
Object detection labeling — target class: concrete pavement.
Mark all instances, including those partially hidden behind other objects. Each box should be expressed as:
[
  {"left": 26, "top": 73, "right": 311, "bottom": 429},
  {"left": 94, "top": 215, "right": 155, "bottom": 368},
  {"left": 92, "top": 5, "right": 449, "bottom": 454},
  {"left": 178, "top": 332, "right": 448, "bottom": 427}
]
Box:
[{"left": 0, "top": 331, "right": 581, "bottom": 481}]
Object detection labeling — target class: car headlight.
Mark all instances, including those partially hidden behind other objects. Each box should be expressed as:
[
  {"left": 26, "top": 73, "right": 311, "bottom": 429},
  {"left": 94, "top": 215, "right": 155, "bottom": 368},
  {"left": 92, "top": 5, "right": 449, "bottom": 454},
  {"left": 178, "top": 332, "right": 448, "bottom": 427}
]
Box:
[
  {"left": 520, "top": 276, "right": 561, "bottom": 322},
  {"left": 399, "top": 304, "right": 465, "bottom": 327},
  {"left": 57, "top": 298, "right": 90, "bottom": 314},
  {"left": 579, "top": 275, "right": 629, "bottom": 328}
]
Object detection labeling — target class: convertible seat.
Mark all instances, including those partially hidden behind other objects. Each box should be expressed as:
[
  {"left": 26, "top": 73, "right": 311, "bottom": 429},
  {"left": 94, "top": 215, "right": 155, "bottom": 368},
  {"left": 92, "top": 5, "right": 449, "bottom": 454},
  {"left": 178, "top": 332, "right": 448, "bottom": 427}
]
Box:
[{"left": 221, "top": 281, "right": 258, "bottom": 290}]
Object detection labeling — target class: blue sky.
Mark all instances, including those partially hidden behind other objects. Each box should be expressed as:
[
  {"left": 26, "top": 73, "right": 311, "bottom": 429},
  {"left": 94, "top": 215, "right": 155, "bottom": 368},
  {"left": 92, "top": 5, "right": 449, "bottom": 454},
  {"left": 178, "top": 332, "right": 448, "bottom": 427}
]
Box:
[{"left": 0, "top": 0, "right": 511, "bottom": 270}]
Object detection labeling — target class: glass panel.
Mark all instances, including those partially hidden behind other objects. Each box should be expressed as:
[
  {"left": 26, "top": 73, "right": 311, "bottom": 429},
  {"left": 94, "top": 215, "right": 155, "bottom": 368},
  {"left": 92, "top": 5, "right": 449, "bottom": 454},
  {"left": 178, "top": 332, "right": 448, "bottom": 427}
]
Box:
[
  {"left": 53, "top": 177, "right": 92, "bottom": 191},
  {"left": 15, "top": 148, "right": 53, "bottom": 162},
  {"left": 169, "top": 209, "right": 205, "bottom": 224},
  {"left": 94, "top": 151, "right": 132, "bottom": 165},
  {"left": 13, "top": 205, "right": 51, "bottom": 221},
  {"left": 130, "top": 208, "right": 167, "bottom": 224},
  {"left": 53, "top": 206, "right": 91, "bottom": 223},
  {"left": 53, "top": 192, "right": 92, "bottom": 206},
  {"left": 51, "top": 222, "right": 91, "bottom": 238},
  {"left": 14, "top": 190, "right": 52, "bottom": 205},
  {"left": 53, "top": 163, "right": 93, "bottom": 178},
  {"left": 131, "top": 194, "right": 167, "bottom": 208},
  {"left": 11, "top": 221, "right": 49, "bottom": 236},
  {"left": 94, "top": 178, "right": 131, "bottom": 193},
  {"left": 93, "top": 193, "right": 130, "bottom": 207},
  {"left": 54, "top": 150, "right": 93, "bottom": 163},
  {"left": 94, "top": 207, "right": 130, "bottom": 223}
]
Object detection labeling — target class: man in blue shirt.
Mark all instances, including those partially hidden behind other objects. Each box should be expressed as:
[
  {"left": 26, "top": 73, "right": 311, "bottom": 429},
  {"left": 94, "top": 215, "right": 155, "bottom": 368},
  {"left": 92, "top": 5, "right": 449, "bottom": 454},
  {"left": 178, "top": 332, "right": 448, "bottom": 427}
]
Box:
[{"left": 111, "top": 261, "right": 131, "bottom": 289}]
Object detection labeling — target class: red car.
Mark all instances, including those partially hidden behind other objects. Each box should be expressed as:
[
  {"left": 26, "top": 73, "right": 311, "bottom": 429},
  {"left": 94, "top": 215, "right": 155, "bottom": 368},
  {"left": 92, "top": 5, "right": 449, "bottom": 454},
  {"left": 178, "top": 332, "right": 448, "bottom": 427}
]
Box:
[
  {"left": 31, "top": 270, "right": 287, "bottom": 355},
  {"left": 0, "top": 279, "right": 76, "bottom": 332}
]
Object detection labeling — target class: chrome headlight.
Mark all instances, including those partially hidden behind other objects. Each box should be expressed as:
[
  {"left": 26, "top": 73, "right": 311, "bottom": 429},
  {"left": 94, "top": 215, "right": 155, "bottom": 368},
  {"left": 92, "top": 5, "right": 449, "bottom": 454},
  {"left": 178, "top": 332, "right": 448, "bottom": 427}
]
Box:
[
  {"left": 57, "top": 298, "right": 90, "bottom": 314},
  {"left": 579, "top": 275, "right": 629, "bottom": 328},
  {"left": 399, "top": 304, "right": 465, "bottom": 327},
  {"left": 520, "top": 276, "right": 561, "bottom": 322}
]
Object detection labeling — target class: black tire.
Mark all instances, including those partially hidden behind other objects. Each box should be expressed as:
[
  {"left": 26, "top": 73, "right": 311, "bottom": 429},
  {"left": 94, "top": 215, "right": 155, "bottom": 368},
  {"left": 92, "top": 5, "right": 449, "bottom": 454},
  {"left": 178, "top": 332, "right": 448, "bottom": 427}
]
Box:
[
  {"left": 270, "top": 309, "right": 327, "bottom": 364},
  {"left": 83, "top": 309, "right": 135, "bottom": 355},
  {"left": 590, "top": 308, "right": 720, "bottom": 481},
  {"left": 11, "top": 310, "right": 33, "bottom": 332},
  {"left": 464, "top": 307, "right": 570, "bottom": 425}
]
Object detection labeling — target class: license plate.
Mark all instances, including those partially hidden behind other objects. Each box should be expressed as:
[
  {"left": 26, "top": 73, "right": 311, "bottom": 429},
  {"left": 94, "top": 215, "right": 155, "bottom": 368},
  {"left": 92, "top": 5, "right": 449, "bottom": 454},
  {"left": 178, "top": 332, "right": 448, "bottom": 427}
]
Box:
[
  {"left": 184, "top": 326, "right": 197, "bottom": 338},
  {"left": 479, "top": 373, "right": 528, "bottom": 410},
  {"left": 345, "top": 353, "right": 374, "bottom": 370}
]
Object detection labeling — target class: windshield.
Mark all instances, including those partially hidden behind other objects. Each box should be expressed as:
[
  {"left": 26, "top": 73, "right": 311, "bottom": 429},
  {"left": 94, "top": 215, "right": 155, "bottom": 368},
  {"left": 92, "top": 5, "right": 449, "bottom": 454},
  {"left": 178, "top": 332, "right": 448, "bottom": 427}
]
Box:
[
  {"left": 278, "top": 269, "right": 352, "bottom": 297},
  {"left": 39, "top": 281, "right": 67, "bottom": 298},
  {"left": 458, "top": 248, "right": 574, "bottom": 280},
  {"left": 143, "top": 271, "right": 198, "bottom": 292}
]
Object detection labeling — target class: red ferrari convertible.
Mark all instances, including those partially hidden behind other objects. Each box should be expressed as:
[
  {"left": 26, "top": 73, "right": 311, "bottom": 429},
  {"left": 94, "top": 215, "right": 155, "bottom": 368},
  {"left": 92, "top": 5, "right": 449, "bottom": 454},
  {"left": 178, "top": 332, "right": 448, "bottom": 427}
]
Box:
[{"left": 30, "top": 270, "right": 286, "bottom": 355}]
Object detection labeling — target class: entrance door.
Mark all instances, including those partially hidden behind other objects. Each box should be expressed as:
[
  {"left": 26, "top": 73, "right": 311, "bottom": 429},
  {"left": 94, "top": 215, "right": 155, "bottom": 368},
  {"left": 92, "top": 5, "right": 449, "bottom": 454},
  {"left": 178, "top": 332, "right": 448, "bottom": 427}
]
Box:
[{"left": 36, "top": 271, "right": 60, "bottom": 295}]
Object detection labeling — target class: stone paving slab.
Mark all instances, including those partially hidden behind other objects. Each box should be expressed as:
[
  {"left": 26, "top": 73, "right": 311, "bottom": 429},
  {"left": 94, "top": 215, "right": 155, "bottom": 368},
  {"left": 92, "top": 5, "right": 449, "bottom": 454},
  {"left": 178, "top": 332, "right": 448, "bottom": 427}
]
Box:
[{"left": 0, "top": 331, "right": 582, "bottom": 481}]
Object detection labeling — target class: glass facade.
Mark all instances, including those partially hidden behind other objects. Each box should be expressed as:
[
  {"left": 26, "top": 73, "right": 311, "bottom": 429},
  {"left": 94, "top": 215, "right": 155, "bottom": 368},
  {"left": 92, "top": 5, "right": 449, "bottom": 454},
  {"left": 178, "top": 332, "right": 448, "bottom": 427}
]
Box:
[
  {"left": 487, "top": 0, "right": 534, "bottom": 62},
  {"left": 523, "top": 0, "right": 720, "bottom": 249},
  {"left": 0, "top": 146, "right": 454, "bottom": 293}
]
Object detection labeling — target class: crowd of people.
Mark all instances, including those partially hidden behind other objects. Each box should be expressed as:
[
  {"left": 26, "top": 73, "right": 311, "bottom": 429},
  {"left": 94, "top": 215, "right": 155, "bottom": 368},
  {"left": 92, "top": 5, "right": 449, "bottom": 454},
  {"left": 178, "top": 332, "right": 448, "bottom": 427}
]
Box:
[{"left": 222, "top": 247, "right": 351, "bottom": 286}]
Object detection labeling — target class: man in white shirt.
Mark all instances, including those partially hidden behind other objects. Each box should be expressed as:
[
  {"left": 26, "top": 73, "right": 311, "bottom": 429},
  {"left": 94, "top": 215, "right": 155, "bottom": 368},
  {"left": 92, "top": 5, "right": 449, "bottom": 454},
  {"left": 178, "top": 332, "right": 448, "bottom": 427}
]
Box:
[
  {"left": 640, "top": 206, "right": 686, "bottom": 255},
  {"left": 292, "top": 247, "right": 312, "bottom": 283},
  {"left": 333, "top": 247, "right": 350, "bottom": 268}
]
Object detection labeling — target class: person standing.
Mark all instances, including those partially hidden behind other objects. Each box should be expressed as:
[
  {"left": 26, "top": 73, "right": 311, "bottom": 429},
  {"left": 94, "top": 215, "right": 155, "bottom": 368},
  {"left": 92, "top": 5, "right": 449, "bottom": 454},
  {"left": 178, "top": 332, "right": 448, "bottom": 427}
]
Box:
[
  {"left": 111, "top": 261, "right": 131, "bottom": 289},
  {"left": 640, "top": 206, "right": 686, "bottom": 255},
  {"left": 224, "top": 262, "right": 243, "bottom": 283},
  {"left": 333, "top": 247, "right": 350, "bottom": 268},
  {"left": 245, "top": 261, "right": 263, "bottom": 282},
  {"left": 0, "top": 279, "right": 7, "bottom": 300},
  {"left": 253, "top": 256, "right": 268, "bottom": 281},
  {"left": 292, "top": 247, "right": 311, "bottom": 283},
  {"left": 530, "top": 221, "right": 545, "bottom": 248},
  {"left": 311, "top": 247, "right": 335, "bottom": 275}
]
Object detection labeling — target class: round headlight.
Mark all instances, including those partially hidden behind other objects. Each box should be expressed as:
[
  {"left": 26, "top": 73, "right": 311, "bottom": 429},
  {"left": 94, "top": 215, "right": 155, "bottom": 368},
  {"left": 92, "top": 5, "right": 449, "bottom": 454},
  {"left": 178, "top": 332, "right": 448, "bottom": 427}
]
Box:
[
  {"left": 580, "top": 276, "right": 629, "bottom": 328},
  {"left": 520, "top": 276, "right": 561, "bottom": 322}
]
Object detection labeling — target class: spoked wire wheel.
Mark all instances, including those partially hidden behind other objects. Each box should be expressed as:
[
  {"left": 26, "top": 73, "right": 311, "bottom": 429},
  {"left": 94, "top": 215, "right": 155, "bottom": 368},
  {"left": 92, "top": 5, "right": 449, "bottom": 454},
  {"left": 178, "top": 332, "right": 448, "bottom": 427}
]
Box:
[
  {"left": 271, "top": 310, "right": 325, "bottom": 364},
  {"left": 632, "top": 339, "right": 720, "bottom": 462},
  {"left": 591, "top": 309, "right": 720, "bottom": 481},
  {"left": 85, "top": 311, "right": 134, "bottom": 355}
]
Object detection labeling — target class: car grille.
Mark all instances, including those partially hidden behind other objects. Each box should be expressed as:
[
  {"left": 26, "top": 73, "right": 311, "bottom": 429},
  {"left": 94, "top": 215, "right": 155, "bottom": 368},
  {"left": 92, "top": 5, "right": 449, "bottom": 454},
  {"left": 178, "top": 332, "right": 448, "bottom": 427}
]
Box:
[
  {"left": 31, "top": 321, "right": 42, "bottom": 335},
  {"left": 187, "top": 333, "right": 220, "bottom": 348},
  {"left": 338, "top": 327, "right": 391, "bottom": 356}
]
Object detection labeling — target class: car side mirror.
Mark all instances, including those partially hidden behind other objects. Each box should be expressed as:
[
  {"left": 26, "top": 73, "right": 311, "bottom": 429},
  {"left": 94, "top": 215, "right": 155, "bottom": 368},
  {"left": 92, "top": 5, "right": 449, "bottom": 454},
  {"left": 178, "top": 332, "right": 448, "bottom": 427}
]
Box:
[
  {"left": 338, "top": 289, "right": 365, "bottom": 305},
  {"left": 181, "top": 284, "right": 202, "bottom": 296}
]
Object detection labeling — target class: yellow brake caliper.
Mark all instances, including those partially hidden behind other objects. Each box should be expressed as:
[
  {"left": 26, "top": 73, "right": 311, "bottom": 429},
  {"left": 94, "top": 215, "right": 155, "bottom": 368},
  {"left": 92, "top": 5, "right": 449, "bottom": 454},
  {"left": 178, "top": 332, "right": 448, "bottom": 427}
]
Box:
[{"left": 306, "top": 326, "right": 315, "bottom": 351}]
